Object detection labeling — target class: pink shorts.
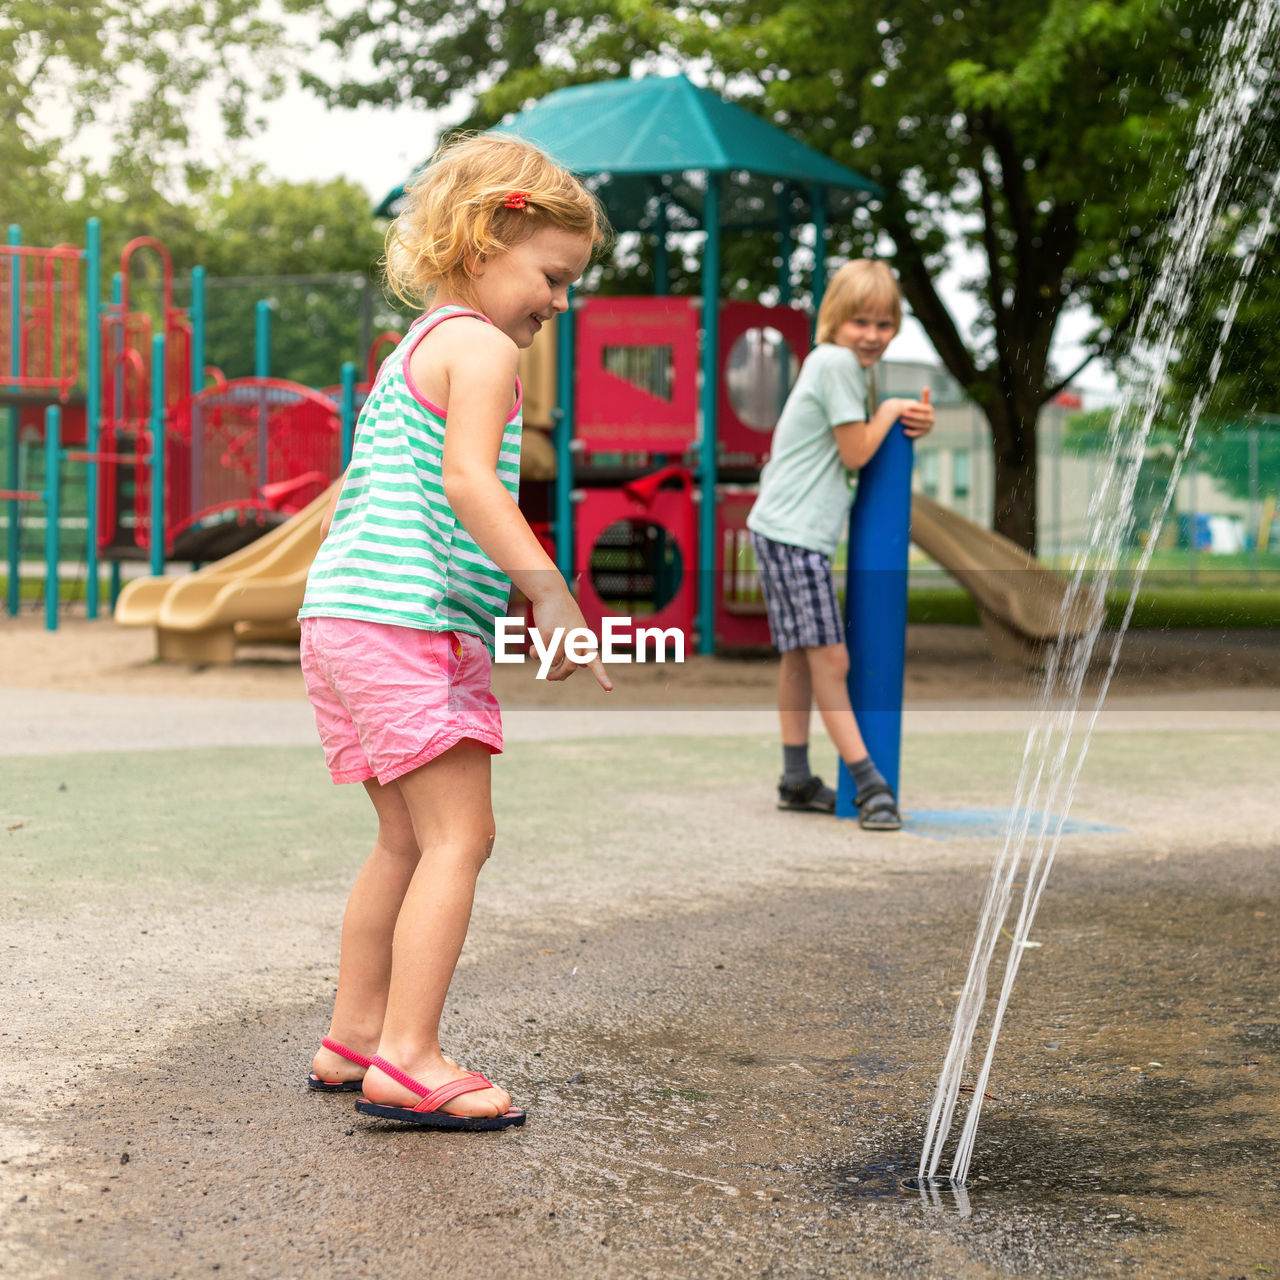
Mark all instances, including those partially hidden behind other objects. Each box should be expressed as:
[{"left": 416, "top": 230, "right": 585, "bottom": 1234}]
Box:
[{"left": 299, "top": 616, "right": 503, "bottom": 786}]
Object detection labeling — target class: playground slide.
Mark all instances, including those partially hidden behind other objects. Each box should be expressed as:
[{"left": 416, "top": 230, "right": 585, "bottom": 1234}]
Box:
[
  {"left": 114, "top": 482, "right": 337, "bottom": 663},
  {"left": 910, "top": 493, "right": 1100, "bottom": 664}
]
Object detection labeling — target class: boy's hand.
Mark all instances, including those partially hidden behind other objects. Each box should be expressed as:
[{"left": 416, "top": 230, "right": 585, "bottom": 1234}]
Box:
[{"left": 900, "top": 386, "right": 934, "bottom": 438}]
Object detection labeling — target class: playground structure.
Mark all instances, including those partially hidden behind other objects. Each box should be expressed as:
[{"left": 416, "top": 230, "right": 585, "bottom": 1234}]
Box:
[
  {"left": 112, "top": 482, "right": 335, "bottom": 663},
  {"left": 5, "top": 74, "right": 1094, "bottom": 808},
  {"left": 2, "top": 220, "right": 364, "bottom": 630}
]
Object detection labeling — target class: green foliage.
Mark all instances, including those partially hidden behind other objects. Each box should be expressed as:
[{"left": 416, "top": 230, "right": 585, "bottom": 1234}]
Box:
[
  {"left": 1064, "top": 409, "right": 1280, "bottom": 506},
  {"left": 1, "top": 0, "right": 321, "bottom": 235},
  {"left": 908, "top": 585, "right": 1280, "bottom": 627},
  {"left": 186, "top": 173, "right": 400, "bottom": 387}
]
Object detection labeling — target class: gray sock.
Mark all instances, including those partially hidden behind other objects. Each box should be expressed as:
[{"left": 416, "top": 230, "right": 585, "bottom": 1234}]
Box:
[
  {"left": 782, "top": 743, "right": 811, "bottom": 786},
  {"left": 847, "top": 756, "right": 893, "bottom": 808}
]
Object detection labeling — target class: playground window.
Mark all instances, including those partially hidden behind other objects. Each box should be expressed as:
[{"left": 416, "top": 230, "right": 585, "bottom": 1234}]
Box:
[
  {"left": 953, "top": 448, "right": 971, "bottom": 501},
  {"left": 601, "top": 344, "right": 674, "bottom": 402},
  {"left": 918, "top": 449, "right": 941, "bottom": 499}
]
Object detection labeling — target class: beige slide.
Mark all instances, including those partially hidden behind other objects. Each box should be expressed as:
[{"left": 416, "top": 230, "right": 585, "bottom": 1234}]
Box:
[
  {"left": 114, "top": 483, "right": 337, "bottom": 664},
  {"left": 910, "top": 492, "right": 1100, "bottom": 665}
]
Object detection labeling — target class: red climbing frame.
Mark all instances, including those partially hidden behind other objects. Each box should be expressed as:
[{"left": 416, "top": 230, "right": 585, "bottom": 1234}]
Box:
[{"left": 1, "top": 243, "right": 81, "bottom": 398}]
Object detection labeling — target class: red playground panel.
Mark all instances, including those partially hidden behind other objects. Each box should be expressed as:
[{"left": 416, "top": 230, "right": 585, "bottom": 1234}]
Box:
[
  {"left": 574, "top": 480, "right": 697, "bottom": 652},
  {"left": 99, "top": 378, "right": 340, "bottom": 560},
  {"left": 714, "top": 485, "right": 771, "bottom": 650},
  {"left": 716, "top": 302, "right": 810, "bottom": 465},
  {"left": 0, "top": 243, "right": 81, "bottom": 398},
  {"left": 575, "top": 297, "right": 699, "bottom": 456}
]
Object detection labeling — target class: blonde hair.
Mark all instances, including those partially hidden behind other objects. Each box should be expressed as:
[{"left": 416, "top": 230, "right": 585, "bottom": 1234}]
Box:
[
  {"left": 815, "top": 260, "right": 902, "bottom": 344},
  {"left": 384, "top": 132, "right": 610, "bottom": 309}
]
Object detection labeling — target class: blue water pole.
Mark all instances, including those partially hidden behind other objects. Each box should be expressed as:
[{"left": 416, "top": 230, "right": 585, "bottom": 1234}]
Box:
[
  {"left": 836, "top": 420, "right": 915, "bottom": 816},
  {"left": 340, "top": 361, "right": 357, "bottom": 468},
  {"left": 43, "top": 406, "right": 61, "bottom": 631},
  {"left": 6, "top": 224, "right": 21, "bottom": 616},
  {"left": 553, "top": 296, "right": 576, "bottom": 579},
  {"left": 149, "top": 334, "right": 166, "bottom": 578},
  {"left": 84, "top": 218, "right": 102, "bottom": 619},
  {"left": 697, "top": 175, "right": 722, "bottom": 655},
  {"left": 255, "top": 300, "right": 270, "bottom": 378}
]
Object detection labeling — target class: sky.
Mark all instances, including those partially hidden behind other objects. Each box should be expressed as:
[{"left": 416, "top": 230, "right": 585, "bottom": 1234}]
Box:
[{"left": 215, "top": 32, "right": 1121, "bottom": 404}]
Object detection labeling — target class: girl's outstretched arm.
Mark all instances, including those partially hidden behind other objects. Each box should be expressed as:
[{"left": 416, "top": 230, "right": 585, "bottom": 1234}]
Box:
[{"left": 435, "top": 321, "right": 611, "bottom": 691}]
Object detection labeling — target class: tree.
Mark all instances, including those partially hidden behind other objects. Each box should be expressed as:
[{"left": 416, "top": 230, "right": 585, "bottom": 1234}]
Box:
[
  {"left": 307, "top": 0, "right": 1272, "bottom": 551},
  {"left": 190, "top": 172, "right": 397, "bottom": 388},
  {"left": 1, "top": 0, "right": 318, "bottom": 239}
]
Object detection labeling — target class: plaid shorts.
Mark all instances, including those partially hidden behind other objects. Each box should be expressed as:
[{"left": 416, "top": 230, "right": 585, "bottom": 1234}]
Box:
[{"left": 749, "top": 531, "right": 845, "bottom": 652}]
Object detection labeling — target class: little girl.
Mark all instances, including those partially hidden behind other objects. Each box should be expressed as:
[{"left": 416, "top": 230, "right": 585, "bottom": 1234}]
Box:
[{"left": 298, "top": 133, "right": 611, "bottom": 1129}]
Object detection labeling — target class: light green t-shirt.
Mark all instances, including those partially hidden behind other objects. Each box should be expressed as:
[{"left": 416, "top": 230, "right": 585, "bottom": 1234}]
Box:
[{"left": 746, "top": 343, "right": 869, "bottom": 559}]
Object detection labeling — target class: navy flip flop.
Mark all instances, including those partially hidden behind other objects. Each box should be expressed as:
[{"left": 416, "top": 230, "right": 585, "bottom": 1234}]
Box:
[
  {"left": 354, "top": 1055, "right": 526, "bottom": 1131},
  {"left": 307, "top": 1036, "right": 373, "bottom": 1092}
]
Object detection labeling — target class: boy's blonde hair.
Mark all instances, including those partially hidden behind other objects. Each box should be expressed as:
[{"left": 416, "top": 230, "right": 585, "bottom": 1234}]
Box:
[
  {"left": 384, "top": 132, "right": 609, "bottom": 309},
  {"left": 815, "top": 260, "right": 902, "bottom": 344}
]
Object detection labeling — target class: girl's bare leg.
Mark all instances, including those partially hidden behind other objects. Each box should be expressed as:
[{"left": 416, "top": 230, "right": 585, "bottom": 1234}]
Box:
[
  {"left": 359, "top": 739, "right": 511, "bottom": 1119},
  {"left": 312, "top": 778, "right": 420, "bottom": 1085}
]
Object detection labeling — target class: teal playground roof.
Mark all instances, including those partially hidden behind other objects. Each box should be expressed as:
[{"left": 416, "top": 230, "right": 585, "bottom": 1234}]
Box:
[{"left": 375, "top": 74, "right": 881, "bottom": 231}]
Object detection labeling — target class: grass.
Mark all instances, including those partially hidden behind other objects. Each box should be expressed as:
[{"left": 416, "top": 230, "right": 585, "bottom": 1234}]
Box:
[
  {"left": 907, "top": 584, "right": 1280, "bottom": 629},
  {"left": 3, "top": 574, "right": 1277, "bottom": 631}
]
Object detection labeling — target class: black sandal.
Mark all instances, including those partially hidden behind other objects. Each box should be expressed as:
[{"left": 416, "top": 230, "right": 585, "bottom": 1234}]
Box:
[
  {"left": 777, "top": 775, "right": 836, "bottom": 814},
  {"left": 855, "top": 781, "right": 902, "bottom": 831}
]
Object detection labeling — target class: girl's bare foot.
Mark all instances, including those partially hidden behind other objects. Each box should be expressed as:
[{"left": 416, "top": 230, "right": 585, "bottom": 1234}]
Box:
[
  {"left": 312, "top": 1041, "right": 460, "bottom": 1088},
  {"left": 361, "top": 1054, "right": 512, "bottom": 1118}
]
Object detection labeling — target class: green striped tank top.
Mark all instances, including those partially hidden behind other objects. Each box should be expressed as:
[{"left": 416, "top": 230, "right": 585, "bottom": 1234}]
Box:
[{"left": 299, "top": 306, "right": 523, "bottom": 648}]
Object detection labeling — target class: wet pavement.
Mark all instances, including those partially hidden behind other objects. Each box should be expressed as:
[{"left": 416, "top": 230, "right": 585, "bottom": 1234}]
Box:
[
  {"left": 2, "top": 685, "right": 1278, "bottom": 1278},
  {"left": 6, "top": 845, "right": 1278, "bottom": 1277}
]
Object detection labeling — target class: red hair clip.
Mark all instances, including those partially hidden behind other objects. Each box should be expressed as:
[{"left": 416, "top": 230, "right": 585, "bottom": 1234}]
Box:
[{"left": 504, "top": 190, "right": 530, "bottom": 210}]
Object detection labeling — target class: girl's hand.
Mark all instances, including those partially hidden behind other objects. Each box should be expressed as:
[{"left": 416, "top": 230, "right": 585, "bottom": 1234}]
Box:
[
  {"left": 530, "top": 585, "right": 613, "bottom": 691},
  {"left": 900, "top": 386, "right": 934, "bottom": 437}
]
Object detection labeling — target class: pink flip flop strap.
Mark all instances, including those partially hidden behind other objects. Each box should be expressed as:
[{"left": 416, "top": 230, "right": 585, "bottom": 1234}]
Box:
[
  {"left": 321, "top": 1036, "right": 374, "bottom": 1069},
  {"left": 367, "top": 1054, "right": 496, "bottom": 1114}
]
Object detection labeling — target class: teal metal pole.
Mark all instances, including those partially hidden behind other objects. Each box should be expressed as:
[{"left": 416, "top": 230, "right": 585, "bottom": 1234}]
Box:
[
  {"left": 43, "top": 406, "right": 61, "bottom": 631},
  {"left": 777, "top": 189, "right": 793, "bottom": 306},
  {"left": 810, "top": 185, "right": 828, "bottom": 320},
  {"left": 84, "top": 218, "right": 102, "bottom": 619},
  {"left": 255, "top": 300, "right": 270, "bottom": 378},
  {"left": 553, "top": 295, "right": 576, "bottom": 578},
  {"left": 191, "top": 267, "right": 205, "bottom": 394},
  {"left": 654, "top": 198, "right": 670, "bottom": 296},
  {"left": 108, "top": 273, "right": 122, "bottom": 608},
  {"left": 6, "top": 224, "right": 21, "bottom": 616},
  {"left": 149, "top": 334, "right": 166, "bottom": 577},
  {"left": 340, "top": 361, "right": 356, "bottom": 468},
  {"left": 697, "top": 176, "right": 722, "bottom": 655},
  {"left": 836, "top": 420, "right": 914, "bottom": 814}
]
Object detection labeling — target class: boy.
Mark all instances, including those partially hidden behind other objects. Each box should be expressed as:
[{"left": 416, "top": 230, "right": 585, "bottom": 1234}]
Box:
[{"left": 746, "top": 260, "right": 934, "bottom": 830}]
